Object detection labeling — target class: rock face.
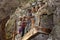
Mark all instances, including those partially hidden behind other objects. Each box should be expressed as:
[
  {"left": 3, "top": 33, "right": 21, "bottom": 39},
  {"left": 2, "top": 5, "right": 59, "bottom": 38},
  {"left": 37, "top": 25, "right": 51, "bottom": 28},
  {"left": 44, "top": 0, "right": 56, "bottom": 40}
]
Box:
[
  {"left": 47, "top": 0, "right": 60, "bottom": 40},
  {"left": 53, "top": 0, "right": 60, "bottom": 40},
  {"left": 0, "top": 16, "right": 10, "bottom": 40},
  {"left": 0, "top": 0, "right": 31, "bottom": 20},
  {"left": 29, "top": 34, "right": 49, "bottom": 40},
  {"left": 0, "top": 0, "right": 19, "bottom": 40},
  {"left": 0, "top": 0, "right": 19, "bottom": 20}
]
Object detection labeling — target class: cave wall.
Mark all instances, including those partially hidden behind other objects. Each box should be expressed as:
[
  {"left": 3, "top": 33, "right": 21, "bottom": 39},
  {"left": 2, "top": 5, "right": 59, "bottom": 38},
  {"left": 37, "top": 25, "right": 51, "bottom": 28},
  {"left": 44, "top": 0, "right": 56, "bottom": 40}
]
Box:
[
  {"left": 0, "top": 16, "right": 10, "bottom": 40},
  {"left": 0, "top": 0, "right": 19, "bottom": 40},
  {"left": 0, "top": 0, "right": 19, "bottom": 20},
  {"left": 48, "top": 0, "right": 60, "bottom": 40}
]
